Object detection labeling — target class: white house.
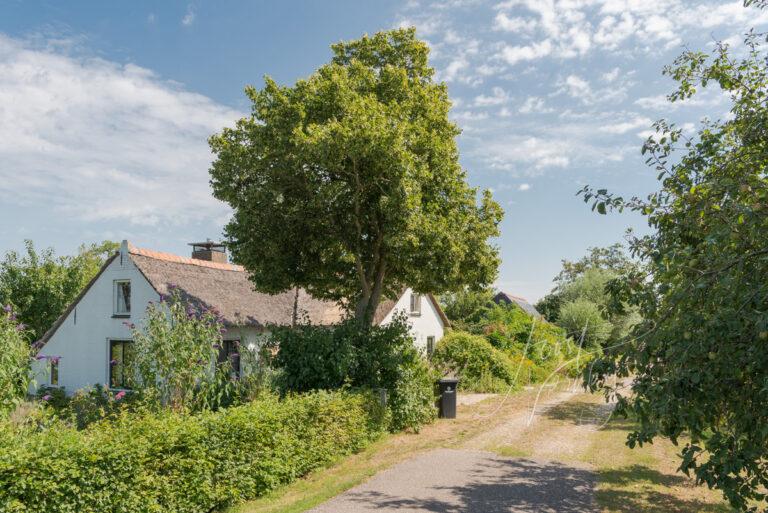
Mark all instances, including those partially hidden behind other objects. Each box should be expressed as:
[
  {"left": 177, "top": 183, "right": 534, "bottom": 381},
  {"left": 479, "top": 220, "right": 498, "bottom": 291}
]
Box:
[{"left": 32, "top": 240, "right": 449, "bottom": 393}]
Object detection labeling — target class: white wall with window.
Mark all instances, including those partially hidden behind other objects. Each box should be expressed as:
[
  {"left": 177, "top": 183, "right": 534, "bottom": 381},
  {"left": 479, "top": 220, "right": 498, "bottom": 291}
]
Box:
[
  {"left": 380, "top": 288, "right": 446, "bottom": 353},
  {"left": 29, "top": 245, "right": 157, "bottom": 393}
]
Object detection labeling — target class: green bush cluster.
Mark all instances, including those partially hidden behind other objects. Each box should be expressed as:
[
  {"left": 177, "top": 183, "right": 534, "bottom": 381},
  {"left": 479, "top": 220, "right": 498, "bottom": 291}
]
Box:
[
  {"left": 434, "top": 302, "right": 584, "bottom": 392},
  {"left": 0, "top": 390, "right": 387, "bottom": 513},
  {"left": 431, "top": 331, "right": 517, "bottom": 392},
  {"left": 270, "top": 316, "right": 436, "bottom": 432}
]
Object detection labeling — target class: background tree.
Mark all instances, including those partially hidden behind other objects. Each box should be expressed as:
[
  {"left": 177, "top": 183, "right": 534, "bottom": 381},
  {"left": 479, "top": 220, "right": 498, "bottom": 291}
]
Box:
[
  {"left": 0, "top": 240, "right": 118, "bottom": 342},
  {"left": 439, "top": 287, "right": 496, "bottom": 333},
  {"left": 209, "top": 28, "right": 502, "bottom": 324},
  {"left": 536, "top": 245, "right": 641, "bottom": 345},
  {"left": 580, "top": 18, "right": 768, "bottom": 510}
]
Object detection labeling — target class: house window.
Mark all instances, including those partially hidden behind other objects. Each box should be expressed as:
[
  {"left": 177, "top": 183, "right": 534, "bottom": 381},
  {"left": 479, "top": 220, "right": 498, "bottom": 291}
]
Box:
[
  {"left": 109, "top": 340, "right": 133, "bottom": 389},
  {"left": 218, "top": 340, "right": 241, "bottom": 377},
  {"left": 410, "top": 293, "right": 422, "bottom": 316},
  {"left": 427, "top": 336, "right": 435, "bottom": 356},
  {"left": 50, "top": 359, "right": 59, "bottom": 386},
  {"left": 114, "top": 280, "right": 131, "bottom": 315}
]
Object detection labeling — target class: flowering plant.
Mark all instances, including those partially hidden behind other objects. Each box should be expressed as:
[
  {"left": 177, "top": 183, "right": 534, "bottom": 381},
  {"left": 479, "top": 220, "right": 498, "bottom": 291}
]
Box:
[
  {"left": 0, "top": 305, "right": 33, "bottom": 416},
  {"left": 128, "top": 287, "right": 234, "bottom": 411}
]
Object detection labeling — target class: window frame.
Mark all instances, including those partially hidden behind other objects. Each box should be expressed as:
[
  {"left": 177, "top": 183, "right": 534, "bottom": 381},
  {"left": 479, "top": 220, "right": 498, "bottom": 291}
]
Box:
[
  {"left": 50, "top": 359, "right": 59, "bottom": 386},
  {"left": 218, "top": 339, "right": 241, "bottom": 378},
  {"left": 109, "top": 339, "right": 134, "bottom": 390},
  {"left": 409, "top": 293, "right": 422, "bottom": 316},
  {"left": 113, "top": 279, "right": 131, "bottom": 317},
  {"left": 426, "top": 336, "right": 435, "bottom": 356}
]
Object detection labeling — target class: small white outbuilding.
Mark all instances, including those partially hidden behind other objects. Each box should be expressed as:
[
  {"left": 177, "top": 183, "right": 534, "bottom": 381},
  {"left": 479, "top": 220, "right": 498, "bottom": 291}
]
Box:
[{"left": 32, "top": 240, "right": 449, "bottom": 394}]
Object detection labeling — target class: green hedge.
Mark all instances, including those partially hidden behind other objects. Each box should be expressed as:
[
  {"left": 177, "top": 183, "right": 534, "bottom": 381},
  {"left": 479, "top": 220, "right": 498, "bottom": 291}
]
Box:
[
  {"left": 0, "top": 390, "right": 387, "bottom": 513},
  {"left": 431, "top": 331, "right": 519, "bottom": 393},
  {"left": 271, "top": 317, "right": 436, "bottom": 432}
]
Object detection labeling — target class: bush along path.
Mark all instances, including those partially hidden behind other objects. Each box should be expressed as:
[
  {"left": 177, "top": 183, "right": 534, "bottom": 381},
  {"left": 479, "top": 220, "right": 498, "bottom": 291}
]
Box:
[
  {"left": 243, "top": 382, "right": 733, "bottom": 513},
  {"left": 0, "top": 391, "right": 388, "bottom": 513}
]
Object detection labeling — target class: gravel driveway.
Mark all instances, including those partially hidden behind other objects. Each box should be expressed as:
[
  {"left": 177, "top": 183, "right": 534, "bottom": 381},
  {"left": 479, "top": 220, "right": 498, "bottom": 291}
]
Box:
[{"left": 308, "top": 448, "right": 597, "bottom": 513}]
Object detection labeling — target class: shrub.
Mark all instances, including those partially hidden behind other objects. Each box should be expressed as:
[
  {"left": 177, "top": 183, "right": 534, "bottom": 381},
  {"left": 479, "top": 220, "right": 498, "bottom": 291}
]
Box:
[
  {"left": 557, "top": 298, "right": 612, "bottom": 349},
  {"left": 128, "top": 288, "right": 237, "bottom": 411},
  {"left": 431, "top": 331, "right": 518, "bottom": 392},
  {"left": 0, "top": 306, "right": 32, "bottom": 416},
  {"left": 271, "top": 316, "right": 436, "bottom": 431},
  {"left": 0, "top": 390, "right": 387, "bottom": 513}
]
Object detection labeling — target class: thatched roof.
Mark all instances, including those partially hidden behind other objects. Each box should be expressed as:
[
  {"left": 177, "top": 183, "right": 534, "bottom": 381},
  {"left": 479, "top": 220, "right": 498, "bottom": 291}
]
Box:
[
  {"left": 36, "top": 242, "right": 449, "bottom": 349},
  {"left": 129, "top": 245, "right": 346, "bottom": 328}
]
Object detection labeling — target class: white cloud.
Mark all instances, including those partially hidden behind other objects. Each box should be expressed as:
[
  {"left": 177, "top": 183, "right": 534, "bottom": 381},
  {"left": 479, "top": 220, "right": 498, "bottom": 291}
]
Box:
[
  {"left": 441, "top": 57, "right": 468, "bottom": 82},
  {"left": 451, "top": 110, "right": 489, "bottom": 122},
  {"left": 482, "top": 136, "right": 571, "bottom": 173},
  {"left": 518, "top": 96, "right": 553, "bottom": 114},
  {"left": 494, "top": 12, "right": 538, "bottom": 32},
  {"left": 474, "top": 86, "right": 509, "bottom": 106},
  {"left": 181, "top": 5, "right": 196, "bottom": 26},
  {"left": 0, "top": 34, "right": 241, "bottom": 226},
  {"left": 518, "top": 183, "right": 531, "bottom": 191},
  {"left": 499, "top": 39, "right": 553, "bottom": 65},
  {"left": 602, "top": 67, "right": 620, "bottom": 82},
  {"left": 599, "top": 115, "right": 653, "bottom": 134},
  {"left": 563, "top": 74, "right": 592, "bottom": 101}
]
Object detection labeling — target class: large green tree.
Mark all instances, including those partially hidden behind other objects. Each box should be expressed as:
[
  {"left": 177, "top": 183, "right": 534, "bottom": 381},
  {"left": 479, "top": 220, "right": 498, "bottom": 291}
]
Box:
[
  {"left": 536, "top": 245, "right": 641, "bottom": 346},
  {"left": 581, "top": 19, "right": 768, "bottom": 511},
  {"left": 209, "top": 28, "right": 503, "bottom": 324},
  {"left": 0, "top": 240, "right": 118, "bottom": 342}
]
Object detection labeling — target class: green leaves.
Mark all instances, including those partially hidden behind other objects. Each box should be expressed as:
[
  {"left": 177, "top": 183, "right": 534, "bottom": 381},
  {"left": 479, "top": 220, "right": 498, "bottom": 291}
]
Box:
[
  {"left": 581, "top": 16, "right": 768, "bottom": 512},
  {"left": 0, "top": 240, "right": 118, "bottom": 342},
  {"left": 209, "top": 28, "right": 502, "bottom": 324},
  {"left": 0, "top": 307, "right": 32, "bottom": 417},
  {"left": 0, "top": 391, "right": 388, "bottom": 513}
]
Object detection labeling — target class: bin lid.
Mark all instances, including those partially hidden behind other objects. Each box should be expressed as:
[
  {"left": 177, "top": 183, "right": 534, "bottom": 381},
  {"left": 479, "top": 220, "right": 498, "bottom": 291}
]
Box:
[{"left": 439, "top": 377, "right": 459, "bottom": 384}]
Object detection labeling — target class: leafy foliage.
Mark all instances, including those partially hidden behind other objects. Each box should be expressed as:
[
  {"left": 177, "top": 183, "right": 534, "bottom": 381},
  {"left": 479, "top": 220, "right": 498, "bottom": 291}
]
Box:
[
  {"left": 431, "top": 331, "right": 518, "bottom": 392},
  {"left": 557, "top": 298, "right": 612, "bottom": 349},
  {"left": 536, "top": 246, "right": 641, "bottom": 347},
  {"left": 209, "top": 28, "right": 503, "bottom": 324},
  {"left": 579, "top": 25, "right": 768, "bottom": 512},
  {"left": 0, "top": 306, "right": 32, "bottom": 416},
  {"left": 439, "top": 287, "right": 496, "bottom": 333},
  {"left": 270, "top": 315, "right": 436, "bottom": 431},
  {"left": 0, "top": 390, "right": 387, "bottom": 513},
  {"left": 0, "top": 240, "right": 118, "bottom": 342},
  {"left": 128, "top": 288, "right": 240, "bottom": 411}
]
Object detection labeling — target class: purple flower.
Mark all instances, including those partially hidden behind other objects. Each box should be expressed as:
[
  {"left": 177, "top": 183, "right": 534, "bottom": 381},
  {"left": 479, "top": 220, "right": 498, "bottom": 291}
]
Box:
[
  {"left": 15, "top": 323, "right": 26, "bottom": 331},
  {"left": 35, "top": 354, "right": 47, "bottom": 361},
  {"left": 212, "top": 343, "right": 221, "bottom": 350},
  {"left": 2, "top": 305, "right": 11, "bottom": 313},
  {"left": 110, "top": 359, "right": 118, "bottom": 366},
  {"left": 8, "top": 313, "right": 16, "bottom": 321},
  {"left": 42, "top": 394, "right": 52, "bottom": 401},
  {"left": 230, "top": 352, "right": 239, "bottom": 359},
  {"left": 115, "top": 391, "right": 126, "bottom": 401},
  {"left": 219, "top": 328, "right": 227, "bottom": 335}
]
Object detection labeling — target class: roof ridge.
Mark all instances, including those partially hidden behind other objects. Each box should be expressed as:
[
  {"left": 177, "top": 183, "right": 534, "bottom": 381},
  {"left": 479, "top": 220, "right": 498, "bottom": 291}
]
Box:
[{"left": 127, "top": 243, "right": 244, "bottom": 272}]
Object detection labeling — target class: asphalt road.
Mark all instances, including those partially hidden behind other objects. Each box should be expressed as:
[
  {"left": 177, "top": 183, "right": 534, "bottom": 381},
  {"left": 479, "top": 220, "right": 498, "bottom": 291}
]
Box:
[{"left": 309, "top": 448, "right": 597, "bottom": 513}]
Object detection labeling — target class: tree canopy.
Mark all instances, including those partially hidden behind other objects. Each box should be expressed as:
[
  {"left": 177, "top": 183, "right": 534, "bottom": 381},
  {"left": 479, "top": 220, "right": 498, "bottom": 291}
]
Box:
[
  {"left": 536, "top": 245, "right": 641, "bottom": 347},
  {"left": 209, "top": 28, "right": 503, "bottom": 324},
  {"left": 580, "top": 24, "right": 768, "bottom": 511},
  {"left": 0, "top": 240, "right": 118, "bottom": 342}
]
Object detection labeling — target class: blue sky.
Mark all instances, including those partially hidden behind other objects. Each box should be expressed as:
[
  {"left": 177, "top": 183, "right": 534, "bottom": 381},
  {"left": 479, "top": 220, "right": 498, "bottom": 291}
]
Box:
[{"left": 1, "top": 0, "right": 765, "bottom": 301}]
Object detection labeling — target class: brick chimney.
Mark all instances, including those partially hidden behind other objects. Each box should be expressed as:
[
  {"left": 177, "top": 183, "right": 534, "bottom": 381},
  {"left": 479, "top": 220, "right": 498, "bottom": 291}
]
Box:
[{"left": 188, "top": 240, "right": 227, "bottom": 264}]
